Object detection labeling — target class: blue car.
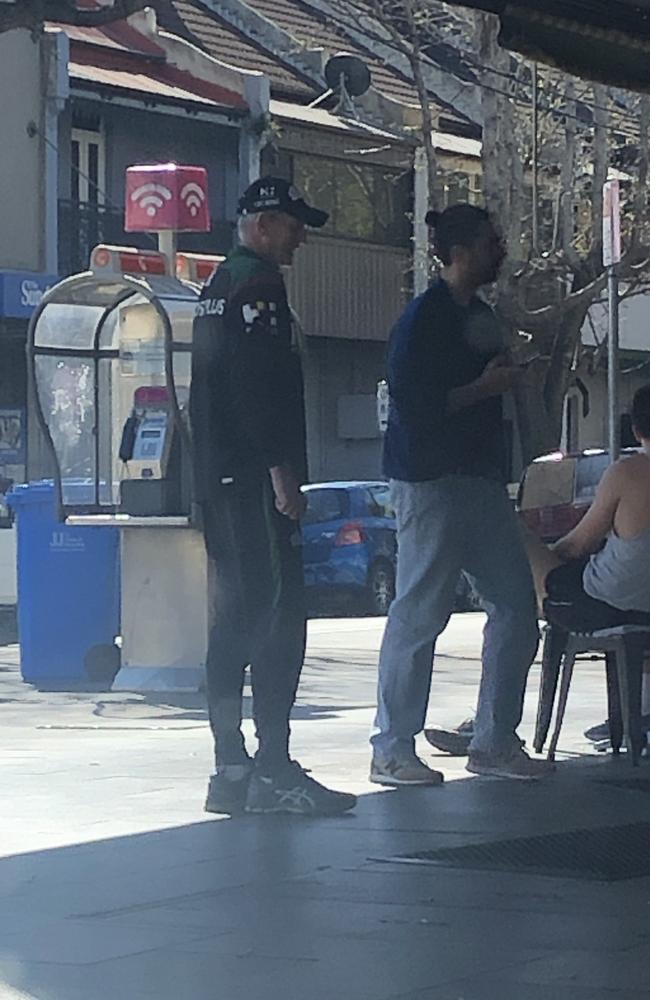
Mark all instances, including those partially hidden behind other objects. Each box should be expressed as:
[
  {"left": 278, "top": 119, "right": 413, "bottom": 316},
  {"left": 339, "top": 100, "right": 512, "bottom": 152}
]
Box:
[
  {"left": 301, "top": 480, "right": 481, "bottom": 617},
  {"left": 302, "top": 481, "right": 396, "bottom": 615}
]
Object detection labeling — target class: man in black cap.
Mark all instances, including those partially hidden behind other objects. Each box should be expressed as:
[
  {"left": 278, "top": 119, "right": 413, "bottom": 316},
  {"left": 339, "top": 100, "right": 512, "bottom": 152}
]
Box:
[{"left": 190, "top": 177, "right": 356, "bottom": 817}]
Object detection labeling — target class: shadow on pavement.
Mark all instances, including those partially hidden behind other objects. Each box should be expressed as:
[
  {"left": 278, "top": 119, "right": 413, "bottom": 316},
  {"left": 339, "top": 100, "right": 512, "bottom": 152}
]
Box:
[
  {"left": 92, "top": 693, "right": 366, "bottom": 725},
  {"left": 3, "top": 757, "right": 650, "bottom": 1000}
]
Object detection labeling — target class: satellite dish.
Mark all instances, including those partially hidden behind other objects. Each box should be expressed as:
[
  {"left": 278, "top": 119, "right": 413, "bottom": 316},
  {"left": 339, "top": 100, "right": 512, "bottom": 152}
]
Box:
[{"left": 324, "top": 52, "right": 372, "bottom": 99}]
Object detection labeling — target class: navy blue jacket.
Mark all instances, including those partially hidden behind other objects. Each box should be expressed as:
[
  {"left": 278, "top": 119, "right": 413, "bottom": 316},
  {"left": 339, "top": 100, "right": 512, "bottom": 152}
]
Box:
[{"left": 383, "top": 278, "right": 508, "bottom": 483}]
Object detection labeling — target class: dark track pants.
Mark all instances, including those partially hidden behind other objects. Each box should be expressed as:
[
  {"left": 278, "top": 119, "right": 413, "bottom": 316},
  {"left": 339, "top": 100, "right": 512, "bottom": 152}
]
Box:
[
  {"left": 202, "top": 478, "right": 306, "bottom": 768},
  {"left": 545, "top": 560, "right": 650, "bottom": 632}
]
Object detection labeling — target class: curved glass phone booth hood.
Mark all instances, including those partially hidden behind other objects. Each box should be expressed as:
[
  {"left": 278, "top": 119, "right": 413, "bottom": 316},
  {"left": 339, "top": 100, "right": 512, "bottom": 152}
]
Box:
[{"left": 28, "top": 269, "right": 199, "bottom": 518}]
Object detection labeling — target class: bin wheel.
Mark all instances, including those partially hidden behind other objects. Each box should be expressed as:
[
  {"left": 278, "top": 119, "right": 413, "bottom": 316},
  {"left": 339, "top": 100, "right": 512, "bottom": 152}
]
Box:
[{"left": 84, "top": 643, "right": 120, "bottom": 684}]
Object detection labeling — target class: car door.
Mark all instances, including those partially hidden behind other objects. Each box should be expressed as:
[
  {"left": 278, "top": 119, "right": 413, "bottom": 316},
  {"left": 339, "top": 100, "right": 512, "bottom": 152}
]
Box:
[{"left": 301, "top": 488, "right": 350, "bottom": 584}]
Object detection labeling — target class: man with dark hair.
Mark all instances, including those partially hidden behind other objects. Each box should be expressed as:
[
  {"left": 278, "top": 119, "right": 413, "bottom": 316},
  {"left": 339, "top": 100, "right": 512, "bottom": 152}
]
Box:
[
  {"left": 370, "top": 203, "right": 550, "bottom": 784},
  {"left": 190, "top": 176, "right": 356, "bottom": 817}
]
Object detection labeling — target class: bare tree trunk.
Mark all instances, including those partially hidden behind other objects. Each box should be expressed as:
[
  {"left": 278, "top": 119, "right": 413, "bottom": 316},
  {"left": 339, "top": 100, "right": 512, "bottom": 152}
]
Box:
[
  {"left": 543, "top": 303, "right": 590, "bottom": 428},
  {"left": 475, "top": 14, "right": 508, "bottom": 227},
  {"left": 515, "top": 305, "right": 588, "bottom": 463},
  {"left": 559, "top": 80, "right": 577, "bottom": 257},
  {"left": 632, "top": 95, "right": 650, "bottom": 250},
  {"left": 591, "top": 85, "right": 609, "bottom": 266},
  {"left": 504, "top": 63, "right": 524, "bottom": 261},
  {"left": 514, "top": 375, "right": 558, "bottom": 464}
]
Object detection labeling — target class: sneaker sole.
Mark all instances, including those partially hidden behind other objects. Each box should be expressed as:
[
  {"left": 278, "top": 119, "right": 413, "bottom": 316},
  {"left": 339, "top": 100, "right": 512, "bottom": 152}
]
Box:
[
  {"left": 465, "top": 762, "right": 550, "bottom": 781},
  {"left": 369, "top": 772, "right": 444, "bottom": 787},
  {"left": 204, "top": 799, "right": 247, "bottom": 815},
  {"left": 245, "top": 802, "right": 356, "bottom": 816}
]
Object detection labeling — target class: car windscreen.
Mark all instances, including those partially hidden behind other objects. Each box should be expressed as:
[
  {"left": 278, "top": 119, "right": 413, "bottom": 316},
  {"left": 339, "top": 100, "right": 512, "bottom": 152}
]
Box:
[
  {"left": 302, "top": 489, "right": 350, "bottom": 525},
  {"left": 574, "top": 454, "right": 610, "bottom": 504}
]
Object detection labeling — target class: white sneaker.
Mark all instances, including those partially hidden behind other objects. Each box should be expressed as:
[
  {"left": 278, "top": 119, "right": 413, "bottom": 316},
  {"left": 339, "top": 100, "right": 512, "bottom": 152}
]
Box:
[{"left": 466, "top": 747, "right": 555, "bottom": 781}]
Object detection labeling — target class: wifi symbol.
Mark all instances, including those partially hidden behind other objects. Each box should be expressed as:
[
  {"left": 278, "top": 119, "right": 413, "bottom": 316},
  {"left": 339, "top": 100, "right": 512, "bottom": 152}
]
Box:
[
  {"left": 131, "top": 182, "right": 173, "bottom": 218},
  {"left": 181, "top": 182, "right": 206, "bottom": 218}
]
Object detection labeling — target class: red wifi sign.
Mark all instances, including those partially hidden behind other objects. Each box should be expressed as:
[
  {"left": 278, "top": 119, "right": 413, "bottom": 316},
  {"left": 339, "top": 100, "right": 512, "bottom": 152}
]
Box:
[{"left": 125, "top": 163, "right": 210, "bottom": 233}]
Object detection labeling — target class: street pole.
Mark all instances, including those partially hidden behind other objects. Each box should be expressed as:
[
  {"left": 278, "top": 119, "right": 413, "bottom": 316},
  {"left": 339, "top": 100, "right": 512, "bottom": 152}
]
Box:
[
  {"left": 607, "top": 265, "right": 620, "bottom": 461},
  {"left": 532, "top": 62, "right": 539, "bottom": 253},
  {"left": 157, "top": 230, "right": 177, "bottom": 275},
  {"left": 603, "top": 179, "right": 621, "bottom": 463}
]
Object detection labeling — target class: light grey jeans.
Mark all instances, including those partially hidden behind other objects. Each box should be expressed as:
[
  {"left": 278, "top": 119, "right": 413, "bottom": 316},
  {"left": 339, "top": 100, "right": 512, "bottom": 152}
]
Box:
[{"left": 371, "top": 476, "right": 539, "bottom": 760}]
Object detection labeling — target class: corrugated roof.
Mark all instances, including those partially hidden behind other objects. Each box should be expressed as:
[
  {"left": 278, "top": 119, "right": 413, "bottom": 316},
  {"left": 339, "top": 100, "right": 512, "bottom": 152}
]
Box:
[
  {"left": 433, "top": 131, "right": 481, "bottom": 157},
  {"left": 69, "top": 61, "right": 216, "bottom": 105},
  {"left": 270, "top": 98, "right": 404, "bottom": 138},
  {"left": 68, "top": 39, "right": 247, "bottom": 111},
  {"left": 48, "top": 10, "right": 166, "bottom": 57},
  {"left": 46, "top": 23, "right": 131, "bottom": 50}
]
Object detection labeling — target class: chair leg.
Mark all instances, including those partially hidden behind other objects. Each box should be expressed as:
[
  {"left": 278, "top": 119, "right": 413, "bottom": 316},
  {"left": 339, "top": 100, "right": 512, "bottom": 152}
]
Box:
[
  {"left": 605, "top": 651, "right": 623, "bottom": 754},
  {"left": 534, "top": 625, "right": 567, "bottom": 753},
  {"left": 548, "top": 649, "right": 577, "bottom": 761},
  {"left": 620, "top": 637, "right": 645, "bottom": 767}
]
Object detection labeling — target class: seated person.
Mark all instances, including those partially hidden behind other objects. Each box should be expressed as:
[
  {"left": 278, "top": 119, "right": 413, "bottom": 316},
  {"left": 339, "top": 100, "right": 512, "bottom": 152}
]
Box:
[
  {"left": 426, "top": 383, "right": 650, "bottom": 756},
  {"left": 525, "top": 384, "right": 650, "bottom": 631}
]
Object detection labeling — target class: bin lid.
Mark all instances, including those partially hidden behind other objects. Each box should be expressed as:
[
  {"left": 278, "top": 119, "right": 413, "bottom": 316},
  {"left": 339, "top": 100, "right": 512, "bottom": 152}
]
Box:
[{"left": 7, "top": 479, "right": 99, "bottom": 508}]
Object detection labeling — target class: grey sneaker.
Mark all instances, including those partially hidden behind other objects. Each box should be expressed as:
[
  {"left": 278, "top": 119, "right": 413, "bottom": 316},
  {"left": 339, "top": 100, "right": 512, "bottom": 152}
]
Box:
[
  {"left": 466, "top": 747, "right": 555, "bottom": 781},
  {"left": 585, "top": 716, "right": 650, "bottom": 745},
  {"left": 426, "top": 720, "right": 526, "bottom": 757},
  {"left": 205, "top": 763, "right": 253, "bottom": 815},
  {"left": 584, "top": 720, "right": 610, "bottom": 743},
  {"left": 370, "top": 755, "right": 444, "bottom": 786},
  {"left": 425, "top": 718, "right": 474, "bottom": 756}
]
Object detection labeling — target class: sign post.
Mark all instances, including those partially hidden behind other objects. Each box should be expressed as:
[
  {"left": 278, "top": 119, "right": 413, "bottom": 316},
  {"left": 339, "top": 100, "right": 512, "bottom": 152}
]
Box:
[{"left": 603, "top": 179, "right": 621, "bottom": 462}]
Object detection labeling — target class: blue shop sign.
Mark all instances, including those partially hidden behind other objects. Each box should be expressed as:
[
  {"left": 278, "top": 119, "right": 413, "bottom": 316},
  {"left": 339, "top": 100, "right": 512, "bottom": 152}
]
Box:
[{"left": 0, "top": 271, "right": 58, "bottom": 319}]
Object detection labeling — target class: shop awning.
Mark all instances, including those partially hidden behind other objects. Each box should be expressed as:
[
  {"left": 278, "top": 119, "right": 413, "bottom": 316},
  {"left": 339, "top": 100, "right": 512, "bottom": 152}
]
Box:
[{"left": 453, "top": 1, "right": 650, "bottom": 91}]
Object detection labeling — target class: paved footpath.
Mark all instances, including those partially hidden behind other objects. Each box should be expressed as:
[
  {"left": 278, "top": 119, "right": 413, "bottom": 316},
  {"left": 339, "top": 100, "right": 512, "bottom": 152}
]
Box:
[{"left": 2, "top": 614, "right": 650, "bottom": 1000}]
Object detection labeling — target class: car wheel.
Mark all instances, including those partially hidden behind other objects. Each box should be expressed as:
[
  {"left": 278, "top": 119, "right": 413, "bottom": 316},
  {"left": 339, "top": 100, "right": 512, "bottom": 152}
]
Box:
[{"left": 367, "top": 560, "right": 395, "bottom": 616}]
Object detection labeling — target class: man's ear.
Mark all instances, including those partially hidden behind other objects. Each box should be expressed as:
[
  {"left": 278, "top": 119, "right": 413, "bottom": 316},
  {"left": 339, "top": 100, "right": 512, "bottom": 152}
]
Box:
[{"left": 632, "top": 424, "right": 644, "bottom": 445}]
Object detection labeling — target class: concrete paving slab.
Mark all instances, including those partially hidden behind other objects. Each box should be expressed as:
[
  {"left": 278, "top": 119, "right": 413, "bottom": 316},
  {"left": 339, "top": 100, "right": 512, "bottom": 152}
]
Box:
[{"left": 2, "top": 614, "right": 650, "bottom": 1000}]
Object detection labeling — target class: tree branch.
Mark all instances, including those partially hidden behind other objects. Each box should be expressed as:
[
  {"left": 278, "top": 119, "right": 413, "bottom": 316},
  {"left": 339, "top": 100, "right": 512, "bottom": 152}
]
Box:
[{"left": 559, "top": 78, "right": 579, "bottom": 267}]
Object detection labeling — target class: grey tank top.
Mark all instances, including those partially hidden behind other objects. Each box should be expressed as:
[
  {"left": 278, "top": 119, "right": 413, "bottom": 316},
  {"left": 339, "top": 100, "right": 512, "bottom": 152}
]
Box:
[{"left": 583, "top": 525, "right": 650, "bottom": 612}]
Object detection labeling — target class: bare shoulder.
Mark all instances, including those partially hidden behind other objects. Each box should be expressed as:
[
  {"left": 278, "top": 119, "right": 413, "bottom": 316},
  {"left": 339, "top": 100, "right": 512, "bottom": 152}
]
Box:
[
  {"left": 618, "top": 453, "right": 650, "bottom": 477},
  {"left": 595, "top": 457, "right": 630, "bottom": 495},
  {"left": 609, "top": 454, "right": 650, "bottom": 489}
]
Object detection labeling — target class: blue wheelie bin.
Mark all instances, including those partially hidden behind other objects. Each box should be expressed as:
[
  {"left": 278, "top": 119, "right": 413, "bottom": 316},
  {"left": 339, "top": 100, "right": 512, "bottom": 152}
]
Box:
[{"left": 7, "top": 481, "right": 120, "bottom": 687}]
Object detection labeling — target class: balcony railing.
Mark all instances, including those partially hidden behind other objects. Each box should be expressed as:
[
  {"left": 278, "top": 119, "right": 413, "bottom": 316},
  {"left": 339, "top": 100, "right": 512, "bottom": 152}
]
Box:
[{"left": 57, "top": 201, "right": 234, "bottom": 278}]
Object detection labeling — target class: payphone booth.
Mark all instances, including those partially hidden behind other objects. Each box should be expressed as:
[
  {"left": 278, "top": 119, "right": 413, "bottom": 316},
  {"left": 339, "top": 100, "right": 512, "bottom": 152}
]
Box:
[{"left": 28, "top": 164, "right": 222, "bottom": 691}]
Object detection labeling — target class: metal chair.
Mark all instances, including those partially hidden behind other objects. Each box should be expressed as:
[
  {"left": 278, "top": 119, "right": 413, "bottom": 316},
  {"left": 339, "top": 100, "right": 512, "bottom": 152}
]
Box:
[{"left": 534, "top": 624, "right": 650, "bottom": 766}]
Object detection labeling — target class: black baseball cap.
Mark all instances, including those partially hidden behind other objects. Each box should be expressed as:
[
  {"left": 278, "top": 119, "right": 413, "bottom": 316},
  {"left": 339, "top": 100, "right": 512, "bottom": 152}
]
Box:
[{"left": 237, "top": 176, "right": 329, "bottom": 228}]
